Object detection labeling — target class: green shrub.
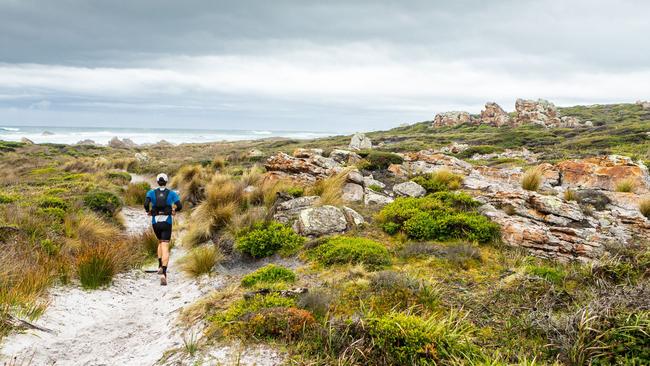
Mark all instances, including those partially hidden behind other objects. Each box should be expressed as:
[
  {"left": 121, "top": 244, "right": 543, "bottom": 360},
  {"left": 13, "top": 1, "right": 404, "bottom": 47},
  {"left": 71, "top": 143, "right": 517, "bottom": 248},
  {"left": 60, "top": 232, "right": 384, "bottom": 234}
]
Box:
[
  {"left": 83, "top": 191, "right": 122, "bottom": 216},
  {"left": 0, "top": 193, "right": 19, "bottom": 204},
  {"left": 236, "top": 221, "right": 305, "bottom": 258},
  {"left": 525, "top": 264, "right": 566, "bottom": 285},
  {"left": 358, "top": 151, "right": 403, "bottom": 170},
  {"left": 376, "top": 193, "right": 498, "bottom": 243},
  {"left": 124, "top": 182, "right": 150, "bottom": 206},
  {"left": 215, "top": 293, "right": 296, "bottom": 323},
  {"left": 365, "top": 312, "right": 483, "bottom": 365},
  {"left": 37, "top": 207, "right": 66, "bottom": 222},
  {"left": 241, "top": 264, "right": 297, "bottom": 288},
  {"left": 38, "top": 196, "right": 68, "bottom": 211},
  {"left": 107, "top": 171, "right": 132, "bottom": 185},
  {"left": 285, "top": 186, "right": 304, "bottom": 198},
  {"left": 411, "top": 170, "right": 463, "bottom": 193},
  {"left": 310, "top": 236, "right": 391, "bottom": 269}
]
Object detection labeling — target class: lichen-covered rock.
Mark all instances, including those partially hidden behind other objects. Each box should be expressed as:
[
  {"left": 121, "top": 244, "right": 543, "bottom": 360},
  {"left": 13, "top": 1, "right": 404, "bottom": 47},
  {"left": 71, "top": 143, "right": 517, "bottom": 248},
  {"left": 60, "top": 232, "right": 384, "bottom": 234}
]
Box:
[
  {"left": 479, "top": 102, "right": 512, "bottom": 126},
  {"left": 556, "top": 155, "right": 650, "bottom": 193},
  {"left": 393, "top": 181, "right": 426, "bottom": 197},
  {"left": 431, "top": 111, "right": 472, "bottom": 127},
  {"left": 346, "top": 170, "right": 364, "bottom": 185},
  {"left": 273, "top": 196, "right": 320, "bottom": 224},
  {"left": 362, "top": 175, "right": 385, "bottom": 189},
  {"left": 514, "top": 99, "right": 562, "bottom": 127},
  {"left": 330, "top": 149, "right": 362, "bottom": 165},
  {"left": 364, "top": 189, "right": 394, "bottom": 206},
  {"left": 438, "top": 141, "right": 469, "bottom": 154},
  {"left": 295, "top": 205, "right": 348, "bottom": 237},
  {"left": 312, "top": 156, "right": 341, "bottom": 170},
  {"left": 349, "top": 133, "right": 372, "bottom": 151},
  {"left": 342, "top": 183, "right": 364, "bottom": 202},
  {"left": 265, "top": 152, "right": 329, "bottom": 178},
  {"left": 342, "top": 206, "right": 365, "bottom": 227},
  {"left": 402, "top": 151, "right": 473, "bottom": 175},
  {"left": 469, "top": 147, "right": 539, "bottom": 164},
  {"left": 293, "top": 148, "right": 323, "bottom": 158}
]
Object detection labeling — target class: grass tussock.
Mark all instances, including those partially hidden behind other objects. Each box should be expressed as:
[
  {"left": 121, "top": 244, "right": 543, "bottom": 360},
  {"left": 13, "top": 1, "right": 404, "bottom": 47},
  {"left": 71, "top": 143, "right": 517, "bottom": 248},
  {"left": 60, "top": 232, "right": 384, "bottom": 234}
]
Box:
[
  {"left": 124, "top": 182, "right": 150, "bottom": 206},
  {"left": 564, "top": 188, "right": 579, "bottom": 202},
  {"left": 306, "top": 169, "right": 349, "bottom": 206},
  {"left": 640, "top": 198, "right": 650, "bottom": 218},
  {"left": 180, "top": 245, "right": 222, "bottom": 277},
  {"left": 615, "top": 178, "right": 636, "bottom": 193},
  {"left": 411, "top": 169, "right": 463, "bottom": 193},
  {"left": 521, "top": 166, "right": 543, "bottom": 191}
]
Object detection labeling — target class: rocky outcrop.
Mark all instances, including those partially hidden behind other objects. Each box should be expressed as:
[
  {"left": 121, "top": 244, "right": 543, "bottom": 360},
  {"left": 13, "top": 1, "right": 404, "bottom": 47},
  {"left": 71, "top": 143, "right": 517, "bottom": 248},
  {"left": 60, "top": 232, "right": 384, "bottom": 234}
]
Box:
[
  {"left": 330, "top": 149, "right": 362, "bottom": 165},
  {"left": 438, "top": 142, "right": 469, "bottom": 154},
  {"left": 364, "top": 189, "right": 394, "bottom": 206},
  {"left": 20, "top": 137, "right": 34, "bottom": 144},
  {"left": 636, "top": 100, "right": 650, "bottom": 110},
  {"left": 76, "top": 139, "right": 96, "bottom": 146},
  {"left": 556, "top": 155, "right": 650, "bottom": 193},
  {"left": 349, "top": 133, "right": 372, "bottom": 151},
  {"left": 479, "top": 102, "right": 512, "bottom": 127},
  {"left": 401, "top": 150, "right": 473, "bottom": 176},
  {"left": 295, "top": 205, "right": 348, "bottom": 237},
  {"left": 273, "top": 196, "right": 321, "bottom": 224},
  {"left": 293, "top": 148, "right": 323, "bottom": 158},
  {"left": 393, "top": 181, "right": 426, "bottom": 197},
  {"left": 513, "top": 99, "right": 561, "bottom": 127},
  {"left": 108, "top": 137, "right": 137, "bottom": 149},
  {"left": 432, "top": 111, "right": 472, "bottom": 127},
  {"left": 265, "top": 152, "right": 329, "bottom": 178}
]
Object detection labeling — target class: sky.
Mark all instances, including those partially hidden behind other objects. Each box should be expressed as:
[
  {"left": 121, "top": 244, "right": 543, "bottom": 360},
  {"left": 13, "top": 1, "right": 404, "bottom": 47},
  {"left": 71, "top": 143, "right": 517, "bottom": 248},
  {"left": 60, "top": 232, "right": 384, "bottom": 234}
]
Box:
[{"left": 1, "top": 0, "right": 649, "bottom": 133}]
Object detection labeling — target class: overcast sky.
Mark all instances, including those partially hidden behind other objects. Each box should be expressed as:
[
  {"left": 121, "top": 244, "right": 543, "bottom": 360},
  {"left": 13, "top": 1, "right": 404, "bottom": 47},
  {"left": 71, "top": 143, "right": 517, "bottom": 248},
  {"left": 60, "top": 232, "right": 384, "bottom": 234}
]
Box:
[{"left": 1, "top": 0, "right": 649, "bottom": 132}]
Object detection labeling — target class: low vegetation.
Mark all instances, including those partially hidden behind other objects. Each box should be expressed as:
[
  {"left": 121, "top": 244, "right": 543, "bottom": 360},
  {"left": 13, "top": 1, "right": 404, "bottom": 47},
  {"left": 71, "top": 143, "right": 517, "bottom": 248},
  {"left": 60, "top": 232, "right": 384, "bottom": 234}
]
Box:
[
  {"left": 615, "top": 178, "right": 636, "bottom": 193},
  {"left": 521, "top": 166, "right": 543, "bottom": 191},
  {"left": 180, "top": 245, "right": 221, "bottom": 277},
  {"left": 236, "top": 221, "right": 305, "bottom": 258},
  {"left": 640, "top": 198, "right": 650, "bottom": 218},
  {"left": 124, "top": 182, "right": 150, "bottom": 205},
  {"left": 310, "top": 236, "right": 391, "bottom": 269},
  {"left": 411, "top": 169, "right": 463, "bottom": 193},
  {"left": 241, "top": 264, "right": 296, "bottom": 288}
]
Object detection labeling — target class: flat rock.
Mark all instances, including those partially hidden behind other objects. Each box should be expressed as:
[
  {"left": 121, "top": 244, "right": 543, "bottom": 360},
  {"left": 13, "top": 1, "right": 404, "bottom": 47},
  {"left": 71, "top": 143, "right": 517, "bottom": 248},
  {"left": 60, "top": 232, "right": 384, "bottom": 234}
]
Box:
[
  {"left": 296, "top": 205, "right": 348, "bottom": 237},
  {"left": 342, "top": 183, "right": 364, "bottom": 202},
  {"left": 393, "top": 181, "right": 426, "bottom": 197}
]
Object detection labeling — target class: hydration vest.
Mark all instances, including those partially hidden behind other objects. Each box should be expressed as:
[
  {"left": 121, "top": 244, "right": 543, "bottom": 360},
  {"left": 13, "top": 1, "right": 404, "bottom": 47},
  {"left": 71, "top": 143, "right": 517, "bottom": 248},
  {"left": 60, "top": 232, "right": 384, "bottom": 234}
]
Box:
[{"left": 152, "top": 188, "right": 172, "bottom": 216}]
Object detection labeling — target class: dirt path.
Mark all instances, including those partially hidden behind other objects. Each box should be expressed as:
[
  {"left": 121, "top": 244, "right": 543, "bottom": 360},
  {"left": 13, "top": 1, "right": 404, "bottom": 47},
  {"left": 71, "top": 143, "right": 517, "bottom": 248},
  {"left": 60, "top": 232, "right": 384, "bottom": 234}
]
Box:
[{"left": 0, "top": 204, "right": 284, "bottom": 365}]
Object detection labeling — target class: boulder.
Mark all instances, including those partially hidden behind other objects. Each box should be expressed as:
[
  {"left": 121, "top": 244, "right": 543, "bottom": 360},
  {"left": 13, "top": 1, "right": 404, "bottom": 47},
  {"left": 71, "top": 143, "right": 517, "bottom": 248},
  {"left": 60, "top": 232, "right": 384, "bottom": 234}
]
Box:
[
  {"left": 312, "top": 155, "right": 341, "bottom": 170},
  {"left": 387, "top": 164, "right": 408, "bottom": 178},
  {"left": 273, "top": 196, "right": 320, "bottom": 224},
  {"left": 576, "top": 189, "right": 611, "bottom": 211},
  {"left": 20, "top": 137, "right": 34, "bottom": 144},
  {"left": 556, "top": 155, "right": 650, "bottom": 193},
  {"left": 349, "top": 133, "right": 372, "bottom": 151},
  {"left": 265, "top": 152, "right": 329, "bottom": 178},
  {"left": 438, "top": 142, "right": 469, "bottom": 154},
  {"left": 330, "top": 149, "right": 362, "bottom": 165},
  {"left": 296, "top": 205, "right": 348, "bottom": 237},
  {"left": 293, "top": 148, "right": 323, "bottom": 158},
  {"left": 362, "top": 175, "right": 385, "bottom": 189},
  {"left": 431, "top": 111, "right": 472, "bottom": 127},
  {"left": 42, "top": 130, "right": 54, "bottom": 136},
  {"left": 402, "top": 151, "right": 473, "bottom": 175},
  {"left": 514, "top": 99, "right": 562, "bottom": 127},
  {"left": 636, "top": 100, "right": 650, "bottom": 110},
  {"left": 154, "top": 139, "right": 173, "bottom": 147},
  {"left": 364, "top": 189, "right": 394, "bottom": 206},
  {"left": 346, "top": 170, "right": 364, "bottom": 185},
  {"left": 108, "top": 137, "right": 137, "bottom": 148},
  {"left": 342, "top": 206, "right": 365, "bottom": 227},
  {"left": 247, "top": 149, "right": 264, "bottom": 159},
  {"left": 393, "top": 181, "right": 426, "bottom": 197},
  {"left": 342, "top": 183, "right": 364, "bottom": 202},
  {"left": 134, "top": 152, "right": 149, "bottom": 163},
  {"left": 479, "top": 102, "right": 512, "bottom": 127},
  {"left": 76, "top": 139, "right": 96, "bottom": 146}
]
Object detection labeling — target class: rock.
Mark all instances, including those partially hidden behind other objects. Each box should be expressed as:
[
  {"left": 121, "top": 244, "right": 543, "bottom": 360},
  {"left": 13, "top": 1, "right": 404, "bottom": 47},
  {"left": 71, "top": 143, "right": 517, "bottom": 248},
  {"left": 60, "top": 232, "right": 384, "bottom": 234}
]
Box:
[
  {"left": 349, "top": 133, "right": 372, "bottom": 151},
  {"left": 584, "top": 121, "right": 594, "bottom": 127},
  {"left": 559, "top": 116, "right": 582, "bottom": 128},
  {"left": 438, "top": 142, "right": 469, "bottom": 154},
  {"left": 20, "top": 137, "right": 34, "bottom": 144},
  {"left": 265, "top": 152, "right": 328, "bottom": 177},
  {"left": 346, "top": 170, "right": 364, "bottom": 185},
  {"left": 537, "top": 162, "right": 560, "bottom": 186},
  {"left": 296, "top": 205, "right": 348, "bottom": 237},
  {"left": 576, "top": 189, "right": 611, "bottom": 211},
  {"left": 293, "top": 148, "right": 323, "bottom": 158},
  {"left": 312, "top": 156, "right": 341, "bottom": 170},
  {"left": 108, "top": 137, "right": 137, "bottom": 149},
  {"left": 330, "top": 149, "right": 362, "bottom": 165},
  {"left": 431, "top": 111, "right": 472, "bottom": 127},
  {"left": 76, "top": 139, "right": 96, "bottom": 146},
  {"left": 402, "top": 151, "right": 473, "bottom": 175},
  {"left": 154, "top": 139, "right": 173, "bottom": 147},
  {"left": 556, "top": 155, "right": 650, "bottom": 193},
  {"left": 134, "top": 152, "right": 149, "bottom": 163},
  {"left": 342, "top": 183, "right": 364, "bottom": 202},
  {"left": 636, "top": 100, "right": 650, "bottom": 110},
  {"left": 514, "top": 99, "right": 562, "bottom": 127},
  {"left": 470, "top": 147, "right": 539, "bottom": 164},
  {"left": 243, "top": 185, "right": 257, "bottom": 194},
  {"left": 342, "top": 206, "right": 365, "bottom": 227},
  {"left": 364, "top": 189, "right": 394, "bottom": 206},
  {"left": 247, "top": 149, "right": 264, "bottom": 159},
  {"left": 362, "top": 175, "right": 385, "bottom": 189},
  {"left": 387, "top": 164, "right": 408, "bottom": 178},
  {"left": 393, "top": 181, "right": 426, "bottom": 197},
  {"left": 273, "top": 196, "right": 320, "bottom": 224},
  {"left": 479, "top": 102, "right": 512, "bottom": 127},
  {"left": 42, "top": 130, "right": 54, "bottom": 136}
]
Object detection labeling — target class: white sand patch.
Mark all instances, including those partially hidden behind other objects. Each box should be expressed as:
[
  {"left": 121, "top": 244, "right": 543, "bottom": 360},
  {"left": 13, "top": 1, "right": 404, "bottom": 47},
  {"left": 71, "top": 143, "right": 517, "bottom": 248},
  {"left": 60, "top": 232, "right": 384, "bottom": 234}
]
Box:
[{"left": 0, "top": 207, "right": 285, "bottom": 365}]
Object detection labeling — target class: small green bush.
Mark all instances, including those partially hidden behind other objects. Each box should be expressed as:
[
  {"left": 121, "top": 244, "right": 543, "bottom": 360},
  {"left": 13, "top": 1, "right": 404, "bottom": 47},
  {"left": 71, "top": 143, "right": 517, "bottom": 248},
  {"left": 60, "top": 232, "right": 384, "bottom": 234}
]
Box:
[
  {"left": 310, "top": 236, "right": 391, "bottom": 269},
  {"left": 38, "top": 196, "right": 68, "bottom": 211},
  {"left": 106, "top": 171, "right": 132, "bottom": 185},
  {"left": 236, "top": 221, "right": 305, "bottom": 258},
  {"left": 0, "top": 193, "right": 19, "bottom": 204},
  {"left": 358, "top": 151, "right": 403, "bottom": 170},
  {"left": 37, "top": 207, "right": 66, "bottom": 222},
  {"left": 411, "top": 170, "right": 463, "bottom": 193},
  {"left": 215, "top": 293, "right": 296, "bottom": 323},
  {"left": 124, "top": 182, "right": 150, "bottom": 206},
  {"left": 525, "top": 264, "right": 566, "bottom": 285},
  {"left": 241, "top": 264, "right": 297, "bottom": 288},
  {"left": 243, "top": 306, "right": 316, "bottom": 340},
  {"left": 368, "top": 184, "right": 383, "bottom": 192},
  {"left": 376, "top": 193, "right": 498, "bottom": 243},
  {"left": 365, "top": 312, "right": 482, "bottom": 365},
  {"left": 83, "top": 191, "right": 122, "bottom": 216}
]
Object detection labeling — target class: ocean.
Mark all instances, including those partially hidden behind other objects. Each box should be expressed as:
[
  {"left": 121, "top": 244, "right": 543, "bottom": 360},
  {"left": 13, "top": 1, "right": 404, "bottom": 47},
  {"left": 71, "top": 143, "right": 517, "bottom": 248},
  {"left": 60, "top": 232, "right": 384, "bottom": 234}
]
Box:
[{"left": 0, "top": 126, "right": 335, "bottom": 145}]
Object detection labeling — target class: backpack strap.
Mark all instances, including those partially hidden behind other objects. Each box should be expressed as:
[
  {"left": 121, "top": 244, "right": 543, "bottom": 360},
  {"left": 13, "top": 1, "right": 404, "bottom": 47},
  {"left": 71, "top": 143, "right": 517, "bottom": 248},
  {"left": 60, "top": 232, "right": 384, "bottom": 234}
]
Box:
[{"left": 152, "top": 188, "right": 172, "bottom": 215}]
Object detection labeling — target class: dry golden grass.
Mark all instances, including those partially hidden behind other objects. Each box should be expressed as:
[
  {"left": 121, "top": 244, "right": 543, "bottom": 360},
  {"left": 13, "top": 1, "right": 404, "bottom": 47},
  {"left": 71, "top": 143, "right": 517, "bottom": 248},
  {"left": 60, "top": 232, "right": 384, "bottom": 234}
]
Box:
[
  {"left": 74, "top": 213, "right": 122, "bottom": 246},
  {"left": 180, "top": 245, "right": 222, "bottom": 277},
  {"left": 521, "top": 166, "right": 543, "bottom": 191},
  {"left": 615, "top": 178, "right": 636, "bottom": 193},
  {"left": 306, "top": 169, "right": 350, "bottom": 206},
  {"left": 124, "top": 182, "right": 150, "bottom": 206},
  {"left": 640, "top": 198, "right": 650, "bottom": 218},
  {"left": 564, "top": 189, "right": 579, "bottom": 202}
]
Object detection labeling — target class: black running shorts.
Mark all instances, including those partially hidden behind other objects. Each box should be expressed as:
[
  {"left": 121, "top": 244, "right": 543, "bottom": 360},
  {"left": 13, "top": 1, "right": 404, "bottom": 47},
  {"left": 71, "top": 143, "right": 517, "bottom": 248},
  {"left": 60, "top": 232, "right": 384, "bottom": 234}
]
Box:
[{"left": 152, "top": 222, "right": 172, "bottom": 241}]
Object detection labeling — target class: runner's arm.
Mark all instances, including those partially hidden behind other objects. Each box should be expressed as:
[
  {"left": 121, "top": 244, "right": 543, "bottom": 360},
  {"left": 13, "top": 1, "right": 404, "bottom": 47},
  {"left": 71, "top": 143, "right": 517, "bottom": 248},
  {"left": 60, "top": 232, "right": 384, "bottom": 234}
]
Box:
[{"left": 144, "top": 191, "right": 153, "bottom": 213}]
